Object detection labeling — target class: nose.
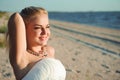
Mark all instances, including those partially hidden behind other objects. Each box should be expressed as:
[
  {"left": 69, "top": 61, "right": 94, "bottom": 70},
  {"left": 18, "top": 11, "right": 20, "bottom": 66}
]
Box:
[{"left": 41, "top": 28, "right": 47, "bottom": 35}]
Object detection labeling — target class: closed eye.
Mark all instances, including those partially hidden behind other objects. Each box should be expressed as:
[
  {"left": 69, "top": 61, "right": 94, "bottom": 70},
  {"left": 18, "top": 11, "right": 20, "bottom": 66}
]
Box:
[
  {"left": 33, "top": 24, "right": 50, "bottom": 29},
  {"left": 34, "top": 26, "right": 41, "bottom": 29},
  {"left": 46, "top": 24, "right": 50, "bottom": 28},
  {"left": 33, "top": 24, "right": 42, "bottom": 29}
]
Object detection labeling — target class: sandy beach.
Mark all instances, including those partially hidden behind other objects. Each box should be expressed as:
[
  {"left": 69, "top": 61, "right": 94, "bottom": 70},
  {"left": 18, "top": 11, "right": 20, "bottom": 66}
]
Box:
[{"left": 0, "top": 14, "right": 120, "bottom": 80}]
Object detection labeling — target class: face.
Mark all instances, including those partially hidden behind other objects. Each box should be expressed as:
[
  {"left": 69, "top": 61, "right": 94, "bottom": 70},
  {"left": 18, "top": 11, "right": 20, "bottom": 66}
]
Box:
[{"left": 26, "top": 14, "right": 50, "bottom": 47}]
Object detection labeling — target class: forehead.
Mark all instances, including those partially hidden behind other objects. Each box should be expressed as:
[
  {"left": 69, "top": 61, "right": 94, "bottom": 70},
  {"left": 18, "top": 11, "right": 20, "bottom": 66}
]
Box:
[
  {"left": 31, "top": 14, "right": 48, "bottom": 20},
  {"left": 29, "top": 14, "right": 49, "bottom": 24}
]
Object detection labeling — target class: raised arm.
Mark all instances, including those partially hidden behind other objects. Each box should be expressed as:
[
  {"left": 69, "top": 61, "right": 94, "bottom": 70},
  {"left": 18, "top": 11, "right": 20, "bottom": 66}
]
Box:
[{"left": 8, "top": 13, "right": 27, "bottom": 65}]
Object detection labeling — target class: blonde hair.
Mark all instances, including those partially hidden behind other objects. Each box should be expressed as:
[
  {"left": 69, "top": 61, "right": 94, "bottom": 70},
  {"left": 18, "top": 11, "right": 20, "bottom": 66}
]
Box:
[
  {"left": 20, "top": 6, "right": 48, "bottom": 24},
  {"left": 6, "top": 6, "right": 48, "bottom": 51}
]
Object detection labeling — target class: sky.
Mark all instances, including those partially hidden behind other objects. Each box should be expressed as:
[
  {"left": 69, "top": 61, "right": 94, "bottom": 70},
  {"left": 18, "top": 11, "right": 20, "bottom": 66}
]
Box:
[{"left": 0, "top": 0, "right": 120, "bottom": 12}]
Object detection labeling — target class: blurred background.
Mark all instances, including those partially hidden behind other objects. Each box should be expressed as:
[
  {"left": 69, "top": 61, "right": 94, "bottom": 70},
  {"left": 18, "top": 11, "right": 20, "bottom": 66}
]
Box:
[{"left": 0, "top": 0, "right": 120, "bottom": 80}]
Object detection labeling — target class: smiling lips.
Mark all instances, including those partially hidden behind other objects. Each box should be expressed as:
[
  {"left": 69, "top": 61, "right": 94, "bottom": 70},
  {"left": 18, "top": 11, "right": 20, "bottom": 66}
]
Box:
[{"left": 39, "top": 36, "right": 48, "bottom": 41}]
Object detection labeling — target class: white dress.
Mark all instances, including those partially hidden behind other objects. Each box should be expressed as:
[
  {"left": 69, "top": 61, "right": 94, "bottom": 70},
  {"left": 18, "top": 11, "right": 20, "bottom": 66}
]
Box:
[{"left": 22, "top": 58, "right": 66, "bottom": 80}]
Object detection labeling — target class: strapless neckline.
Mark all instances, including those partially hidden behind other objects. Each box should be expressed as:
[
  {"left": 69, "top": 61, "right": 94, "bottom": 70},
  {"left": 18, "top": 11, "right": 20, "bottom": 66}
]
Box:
[{"left": 22, "top": 58, "right": 66, "bottom": 80}]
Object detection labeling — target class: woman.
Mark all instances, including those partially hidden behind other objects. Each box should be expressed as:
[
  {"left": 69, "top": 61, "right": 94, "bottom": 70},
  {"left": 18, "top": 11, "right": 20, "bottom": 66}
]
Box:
[{"left": 7, "top": 6, "right": 66, "bottom": 80}]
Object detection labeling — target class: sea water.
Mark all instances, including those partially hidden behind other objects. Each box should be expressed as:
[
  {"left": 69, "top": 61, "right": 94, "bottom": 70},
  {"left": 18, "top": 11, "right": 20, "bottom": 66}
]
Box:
[{"left": 49, "top": 12, "right": 120, "bottom": 29}]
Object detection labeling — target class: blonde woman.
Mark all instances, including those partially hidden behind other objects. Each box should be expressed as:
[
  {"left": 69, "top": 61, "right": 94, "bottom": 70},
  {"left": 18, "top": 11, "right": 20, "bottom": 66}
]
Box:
[{"left": 7, "top": 6, "right": 66, "bottom": 80}]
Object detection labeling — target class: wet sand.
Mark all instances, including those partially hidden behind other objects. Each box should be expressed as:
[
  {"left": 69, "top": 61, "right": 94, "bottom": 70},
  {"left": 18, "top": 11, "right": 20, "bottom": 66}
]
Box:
[{"left": 0, "top": 19, "right": 120, "bottom": 80}]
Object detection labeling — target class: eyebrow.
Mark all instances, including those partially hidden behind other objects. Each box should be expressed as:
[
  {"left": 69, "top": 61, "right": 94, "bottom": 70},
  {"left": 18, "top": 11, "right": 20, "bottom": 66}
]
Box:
[{"left": 34, "top": 24, "right": 50, "bottom": 27}]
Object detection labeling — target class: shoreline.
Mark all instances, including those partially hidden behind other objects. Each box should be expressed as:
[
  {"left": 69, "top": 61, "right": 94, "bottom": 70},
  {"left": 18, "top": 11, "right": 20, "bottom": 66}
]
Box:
[
  {"left": 50, "top": 20, "right": 120, "bottom": 57},
  {"left": 50, "top": 19, "right": 120, "bottom": 30}
]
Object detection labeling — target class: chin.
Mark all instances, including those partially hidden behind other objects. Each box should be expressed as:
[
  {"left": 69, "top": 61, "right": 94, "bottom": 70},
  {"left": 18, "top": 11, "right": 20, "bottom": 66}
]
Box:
[
  {"left": 37, "top": 39, "right": 48, "bottom": 46},
  {"left": 39, "top": 42, "right": 47, "bottom": 46}
]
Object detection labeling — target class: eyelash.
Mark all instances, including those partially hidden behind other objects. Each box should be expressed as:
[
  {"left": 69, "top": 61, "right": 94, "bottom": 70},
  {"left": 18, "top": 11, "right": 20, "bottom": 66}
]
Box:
[
  {"left": 34, "top": 27, "right": 41, "bottom": 29},
  {"left": 46, "top": 25, "right": 50, "bottom": 28}
]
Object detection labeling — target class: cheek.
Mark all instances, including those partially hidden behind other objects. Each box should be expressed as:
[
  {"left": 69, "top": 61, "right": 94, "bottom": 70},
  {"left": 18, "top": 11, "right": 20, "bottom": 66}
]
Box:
[
  {"left": 35, "top": 31, "right": 41, "bottom": 36},
  {"left": 26, "top": 30, "right": 38, "bottom": 39},
  {"left": 31, "top": 29, "right": 51, "bottom": 37}
]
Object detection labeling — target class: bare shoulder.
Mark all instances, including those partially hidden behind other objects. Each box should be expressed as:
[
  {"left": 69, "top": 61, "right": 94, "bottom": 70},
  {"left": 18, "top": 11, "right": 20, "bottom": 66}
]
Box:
[{"left": 46, "top": 45, "right": 55, "bottom": 58}]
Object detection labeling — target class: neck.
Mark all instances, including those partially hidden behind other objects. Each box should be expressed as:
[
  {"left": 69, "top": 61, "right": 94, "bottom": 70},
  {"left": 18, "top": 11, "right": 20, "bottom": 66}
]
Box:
[
  {"left": 27, "top": 45, "right": 48, "bottom": 57},
  {"left": 27, "top": 45, "right": 44, "bottom": 53}
]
